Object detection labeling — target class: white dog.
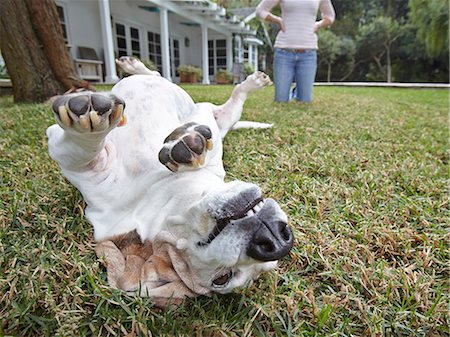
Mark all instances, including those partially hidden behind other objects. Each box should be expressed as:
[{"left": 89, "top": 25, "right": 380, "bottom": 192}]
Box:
[{"left": 46, "top": 69, "right": 293, "bottom": 307}]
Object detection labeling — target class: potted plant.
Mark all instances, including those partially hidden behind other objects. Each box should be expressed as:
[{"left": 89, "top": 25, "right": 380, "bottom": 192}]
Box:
[
  {"left": 177, "top": 65, "right": 202, "bottom": 83},
  {"left": 244, "top": 62, "right": 255, "bottom": 76},
  {"left": 215, "top": 68, "right": 233, "bottom": 84}
]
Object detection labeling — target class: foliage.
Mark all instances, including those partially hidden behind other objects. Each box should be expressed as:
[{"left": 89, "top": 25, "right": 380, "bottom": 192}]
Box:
[
  {"left": 215, "top": 68, "right": 233, "bottom": 83},
  {"left": 408, "top": 0, "right": 449, "bottom": 58},
  {"left": 177, "top": 64, "right": 203, "bottom": 77},
  {"left": 317, "top": 30, "right": 355, "bottom": 82},
  {"left": 244, "top": 62, "right": 254, "bottom": 76},
  {"left": 141, "top": 58, "right": 158, "bottom": 71},
  {"left": 247, "top": 0, "right": 448, "bottom": 82},
  {"left": 1, "top": 84, "right": 449, "bottom": 336},
  {"left": 355, "top": 16, "right": 406, "bottom": 82}
]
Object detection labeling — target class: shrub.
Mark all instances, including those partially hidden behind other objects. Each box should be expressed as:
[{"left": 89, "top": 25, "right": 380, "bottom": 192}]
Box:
[
  {"left": 215, "top": 68, "right": 233, "bottom": 84},
  {"left": 244, "top": 62, "right": 255, "bottom": 76},
  {"left": 177, "top": 65, "right": 202, "bottom": 77},
  {"left": 141, "top": 59, "right": 158, "bottom": 71}
]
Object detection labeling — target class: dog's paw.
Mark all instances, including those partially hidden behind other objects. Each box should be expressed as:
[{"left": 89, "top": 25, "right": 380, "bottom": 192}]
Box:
[
  {"left": 52, "top": 92, "right": 126, "bottom": 133},
  {"left": 244, "top": 71, "right": 273, "bottom": 90},
  {"left": 158, "top": 122, "right": 213, "bottom": 172},
  {"left": 116, "top": 56, "right": 161, "bottom": 76}
]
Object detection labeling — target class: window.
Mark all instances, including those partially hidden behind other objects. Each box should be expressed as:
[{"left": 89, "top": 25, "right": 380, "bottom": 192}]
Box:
[
  {"left": 56, "top": 4, "right": 68, "bottom": 44},
  {"left": 208, "top": 40, "right": 214, "bottom": 75},
  {"left": 170, "top": 39, "right": 180, "bottom": 77},
  {"left": 115, "top": 23, "right": 141, "bottom": 59},
  {"left": 243, "top": 45, "right": 258, "bottom": 70},
  {"left": 130, "top": 28, "right": 140, "bottom": 58},
  {"left": 116, "top": 23, "right": 127, "bottom": 57},
  {"left": 148, "top": 31, "right": 162, "bottom": 72},
  {"left": 208, "top": 39, "right": 227, "bottom": 75}
]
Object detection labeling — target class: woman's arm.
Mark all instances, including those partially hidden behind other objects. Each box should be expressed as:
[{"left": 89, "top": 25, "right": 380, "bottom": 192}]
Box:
[
  {"left": 315, "top": 0, "right": 336, "bottom": 32},
  {"left": 255, "top": 0, "right": 285, "bottom": 32}
]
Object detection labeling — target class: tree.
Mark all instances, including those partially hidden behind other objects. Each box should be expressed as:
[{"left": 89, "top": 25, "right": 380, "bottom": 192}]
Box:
[
  {"left": 317, "top": 30, "right": 355, "bottom": 82},
  {"left": 0, "top": 0, "right": 94, "bottom": 103},
  {"left": 408, "top": 0, "right": 449, "bottom": 58},
  {"left": 356, "top": 17, "right": 404, "bottom": 82}
]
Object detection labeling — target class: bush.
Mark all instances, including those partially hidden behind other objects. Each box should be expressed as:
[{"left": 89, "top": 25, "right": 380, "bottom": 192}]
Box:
[
  {"left": 141, "top": 59, "right": 158, "bottom": 71},
  {"left": 177, "top": 65, "right": 203, "bottom": 83},
  {"left": 215, "top": 68, "right": 233, "bottom": 84},
  {"left": 177, "top": 65, "right": 202, "bottom": 77},
  {"left": 244, "top": 63, "right": 255, "bottom": 76}
]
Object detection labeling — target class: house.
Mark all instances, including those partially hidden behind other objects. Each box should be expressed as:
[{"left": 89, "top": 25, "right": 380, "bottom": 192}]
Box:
[{"left": 55, "top": 0, "right": 264, "bottom": 84}]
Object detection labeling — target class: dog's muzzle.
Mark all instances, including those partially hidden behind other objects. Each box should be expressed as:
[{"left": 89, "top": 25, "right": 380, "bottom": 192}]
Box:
[
  {"left": 245, "top": 199, "right": 293, "bottom": 261},
  {"left": 199, "top": 189, "right": 294, "bottom": 261},
  {"left": 247, "top": 218, "right": 293, "bottom": 261}
]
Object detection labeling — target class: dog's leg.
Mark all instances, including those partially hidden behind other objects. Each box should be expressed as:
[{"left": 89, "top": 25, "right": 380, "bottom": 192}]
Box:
[
  {"left": 158, "top": 122, "right": 213, "bottom": 172},
  {"left": 115, "top": 56, "right": 161, "bottom": 76},
  {"left": 211, "top": 71, "right": 272, "bottom": 138},
  {"left": 46, "top": 92, "right": 126, "bottom": 171}
]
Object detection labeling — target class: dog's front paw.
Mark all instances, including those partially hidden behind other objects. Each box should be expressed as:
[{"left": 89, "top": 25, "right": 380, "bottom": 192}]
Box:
[
  {"left": 52, "top": 92, "right": 126, "bottom": 133},
  {"left": 158, "top": 122, "right": 213, "bottom": 172}
]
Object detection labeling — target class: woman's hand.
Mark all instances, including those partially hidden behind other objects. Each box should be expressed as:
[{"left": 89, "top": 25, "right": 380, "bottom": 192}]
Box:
[
  {"left": 266, "top": 14, "right": 285, "bottom": 32},
  {"left": 277, "top": 17, "right": 286, "bottom": 32}
]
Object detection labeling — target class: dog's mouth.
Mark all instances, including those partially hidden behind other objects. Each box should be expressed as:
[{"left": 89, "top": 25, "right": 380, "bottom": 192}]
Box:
[{"left": 197, "top": 196, "right": 265, "bottom": 247}]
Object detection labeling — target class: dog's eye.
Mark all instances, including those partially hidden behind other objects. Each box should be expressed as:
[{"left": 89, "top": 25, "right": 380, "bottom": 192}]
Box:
[{"left": 212, "top": 271, "right": 233, "bottom": 286}]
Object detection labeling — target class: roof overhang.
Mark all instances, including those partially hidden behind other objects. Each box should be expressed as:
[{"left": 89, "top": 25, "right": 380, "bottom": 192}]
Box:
[
  {"left": 243, "top": 36, "right": 264, "bottom": 46},
  {"left": 142, "top": 0, "right": 256, "bottom": 36}
]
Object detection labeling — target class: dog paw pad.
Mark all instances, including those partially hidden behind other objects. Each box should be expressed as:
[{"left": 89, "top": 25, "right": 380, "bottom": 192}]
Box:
[
  {"left": 52, "top": 92, "right": 126, "bottom": 133},
  {"left": 158, "top": 123, "right": 213, "bottom": 172}
]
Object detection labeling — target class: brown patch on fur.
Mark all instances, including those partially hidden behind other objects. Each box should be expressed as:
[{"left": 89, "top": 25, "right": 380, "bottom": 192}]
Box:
[
  {"left": 96, "top": 230, "right": 197, "bottom": 308},
  {"left": 110, "top": 230, "right": 153, "bottom": 260}
]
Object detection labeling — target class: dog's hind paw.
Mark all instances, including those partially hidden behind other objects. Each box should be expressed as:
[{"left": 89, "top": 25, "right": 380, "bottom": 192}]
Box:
[
  {"left": 158, "top": 122, "right": 213, "bottom": 172},
  {"left": 244, "top": 71, "right": 272, "bottom": 90},
  {"left": 52, "top": 92, "right": 126, "bottom": 133}
]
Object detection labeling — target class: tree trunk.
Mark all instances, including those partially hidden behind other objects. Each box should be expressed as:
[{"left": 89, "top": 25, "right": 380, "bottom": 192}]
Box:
[
  {"left": 386, "top": 45, "right": 392, "bottom": 82},
  {"left": 327, "top": 62, "right": 331, "bottom": 82},
  {"left": 0, "top": 0, "right": 95, "bottom": 103}
]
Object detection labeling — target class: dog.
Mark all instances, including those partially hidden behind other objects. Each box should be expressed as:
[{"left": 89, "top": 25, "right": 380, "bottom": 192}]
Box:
[{"left": 46, "top": 68, "right": 294, "bottom": 307}]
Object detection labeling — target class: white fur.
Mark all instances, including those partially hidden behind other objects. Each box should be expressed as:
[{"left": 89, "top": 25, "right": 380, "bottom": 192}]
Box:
[{"left": 47, "top": 73, "right": 286, "bottom": 294}]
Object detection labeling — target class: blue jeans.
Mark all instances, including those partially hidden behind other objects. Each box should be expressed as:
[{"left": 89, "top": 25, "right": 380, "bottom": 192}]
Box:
[{"left": 273, "top": 48, "right": 317, "bottom": 102}]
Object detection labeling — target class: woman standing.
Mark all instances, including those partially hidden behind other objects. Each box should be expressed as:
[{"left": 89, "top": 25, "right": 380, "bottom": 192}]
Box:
[{"left": 256, "top": 0, "right": 335, "bottom": 103}]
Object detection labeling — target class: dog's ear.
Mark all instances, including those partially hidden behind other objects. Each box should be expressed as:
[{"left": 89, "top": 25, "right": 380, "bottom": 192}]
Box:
[
  {"left": 139, "top": 254, "right": 194, "bottom": 307},
  {"left": 96, "top": 239, "right": 150, "bottom": 294},
  {"left": 95, "top": 240, "right": 126, "bottom": 289},
  {"left": 152, "top": 231, "right": 211, "bottom": 296},
  {"left": 95, "top": 231, "right": 208, "bottom": 308}
]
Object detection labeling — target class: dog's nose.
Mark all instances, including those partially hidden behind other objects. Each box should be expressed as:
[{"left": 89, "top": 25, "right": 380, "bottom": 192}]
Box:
[{"left": 247, "top": 221, "right": 293, "bottom": 261}]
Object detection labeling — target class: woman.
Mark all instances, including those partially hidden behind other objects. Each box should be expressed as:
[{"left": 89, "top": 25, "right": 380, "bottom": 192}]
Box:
[{"left": 256, "top": 0, "right": 335, "bottom": 103}]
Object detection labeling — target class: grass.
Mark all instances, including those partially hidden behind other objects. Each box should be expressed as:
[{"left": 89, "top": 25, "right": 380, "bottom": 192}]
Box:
[{"left": 0, "top": 84, "right": 449, "bottom": 336}]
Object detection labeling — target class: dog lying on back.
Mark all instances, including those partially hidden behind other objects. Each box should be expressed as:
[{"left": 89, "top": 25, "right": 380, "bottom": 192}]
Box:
[{"left": 46, "top": 57, "right": 293, "bottom": 307}]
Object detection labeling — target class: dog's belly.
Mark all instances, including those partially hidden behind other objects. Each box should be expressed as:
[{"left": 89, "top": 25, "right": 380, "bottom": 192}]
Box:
[
  {"left": 67, "top": 76, "right": 224, "bottom": 241},
  {"left": 108, "top": 75, "right": 195, "bottom": 169}
]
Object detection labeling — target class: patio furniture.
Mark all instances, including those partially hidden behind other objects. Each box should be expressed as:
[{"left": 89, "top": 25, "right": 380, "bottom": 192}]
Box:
[{"left": 74, "top": 47, "right": 103, "bottom": 82}]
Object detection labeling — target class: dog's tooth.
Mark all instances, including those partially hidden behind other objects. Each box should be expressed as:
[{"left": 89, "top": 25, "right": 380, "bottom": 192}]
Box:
[
  {"left": 79, "top": 115, "right": 90, "bottom": 129},
  {"left": 253, "top": 204, "right": 261, "bottom": 213},
  {"left": 58, "top": 106, "right": 71, "bottom": 127},
  {"left": 206, "top": 139, "right": 213, "bottom": 151},
  {"left": 90, "top": 110, "right": 100, "bottom": 127},
  {"left": 113, "top": 104, "right": 124, "bottom": 120},
  {"left": 247, "top": 210, "right": 255, "bottom": 217},
  {"left": 166, "top": 162, "right": 179, "bottom": 172},
  {"left": 118, "top": 115, "right": 127, "bottom": 127}
]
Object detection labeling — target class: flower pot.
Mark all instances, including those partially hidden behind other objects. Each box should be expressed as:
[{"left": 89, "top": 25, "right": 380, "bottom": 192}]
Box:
[{"left": 180, "top": 73, "right": 198, "bottom": 83}]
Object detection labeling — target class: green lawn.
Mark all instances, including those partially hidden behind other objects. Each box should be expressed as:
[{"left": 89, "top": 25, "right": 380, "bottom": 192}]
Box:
[{"left": 0, "top": 84, "right": 448, "bottom": 336}]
